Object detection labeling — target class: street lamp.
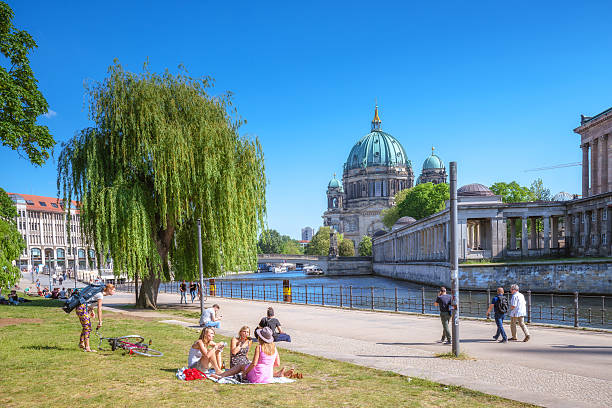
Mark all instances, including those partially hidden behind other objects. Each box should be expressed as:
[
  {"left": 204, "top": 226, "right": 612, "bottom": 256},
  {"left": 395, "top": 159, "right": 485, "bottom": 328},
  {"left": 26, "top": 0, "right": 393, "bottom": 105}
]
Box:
[{"left": 197, "top": 219, "right": 206, "bottom": 326}]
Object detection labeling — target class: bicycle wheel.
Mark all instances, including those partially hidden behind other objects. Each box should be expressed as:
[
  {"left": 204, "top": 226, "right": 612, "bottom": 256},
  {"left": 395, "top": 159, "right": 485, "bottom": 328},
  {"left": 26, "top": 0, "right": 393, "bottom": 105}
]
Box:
[
  {"left": 130, "top": 347, "right": 163, "bottom": 357},
  {"left": 116, "top": 335, "right": 145, "bottom": 350}
]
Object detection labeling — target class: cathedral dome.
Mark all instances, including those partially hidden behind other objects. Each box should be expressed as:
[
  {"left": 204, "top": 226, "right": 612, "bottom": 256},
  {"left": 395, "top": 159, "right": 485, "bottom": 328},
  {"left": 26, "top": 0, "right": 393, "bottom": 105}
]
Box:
[
  {"left": 344, "top": 107, "right": 410, "bottom": 171},
  {"left": 422, "top": 148, "right": 444, "bottom": 170},
  {"left": 328, "top": 174, "right": 343, "bottom": 191}
]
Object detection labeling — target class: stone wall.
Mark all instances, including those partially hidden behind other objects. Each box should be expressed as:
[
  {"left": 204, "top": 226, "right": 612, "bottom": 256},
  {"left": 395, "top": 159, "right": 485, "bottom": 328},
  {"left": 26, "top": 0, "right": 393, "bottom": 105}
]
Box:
[
  {"left": 326, "top": 256, "right": 372, "bottom": 276},
  {"left": 373, "top": 261, "right": 612, "bottom": 294}
]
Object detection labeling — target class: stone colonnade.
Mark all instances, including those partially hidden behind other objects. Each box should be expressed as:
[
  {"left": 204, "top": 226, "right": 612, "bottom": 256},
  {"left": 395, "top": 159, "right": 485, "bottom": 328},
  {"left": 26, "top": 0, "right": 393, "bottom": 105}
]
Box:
[
  {"left": 567, "top": 205, "right": 612, "bottom": 256},
  {"left": 582, "top": 134, "right": 610, "bottom": 197}
]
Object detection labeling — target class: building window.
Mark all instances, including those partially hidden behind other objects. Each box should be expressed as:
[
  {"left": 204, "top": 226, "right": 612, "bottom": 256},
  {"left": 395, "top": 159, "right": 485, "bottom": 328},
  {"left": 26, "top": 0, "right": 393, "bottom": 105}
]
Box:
[
  {"left": 603, "top": 233, "right": 607, "bottom": 245},
  {"left": 592, "top": 212, "right": 596, "bottom": 222},
  {"left": 592, "top": 234, "right": 596, "bottom": 245},
  {"left": 581, "top": 235, "right": 585, "bottom": 246},
  {"left": 604, "top": 210, "right": 608, "bottom": 221}
]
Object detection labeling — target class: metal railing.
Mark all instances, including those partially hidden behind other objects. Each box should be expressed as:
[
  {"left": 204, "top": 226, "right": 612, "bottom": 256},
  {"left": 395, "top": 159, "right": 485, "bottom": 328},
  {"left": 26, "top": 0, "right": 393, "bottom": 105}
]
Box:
[{"left": 116, "top": 280, "right": 611, "bottom": 329}]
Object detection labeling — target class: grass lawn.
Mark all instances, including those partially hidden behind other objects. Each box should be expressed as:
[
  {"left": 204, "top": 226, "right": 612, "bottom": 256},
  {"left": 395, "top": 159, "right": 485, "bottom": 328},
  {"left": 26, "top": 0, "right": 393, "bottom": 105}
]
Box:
[{"left": 0, "top": 295, "right": 535, "bottom": 408}]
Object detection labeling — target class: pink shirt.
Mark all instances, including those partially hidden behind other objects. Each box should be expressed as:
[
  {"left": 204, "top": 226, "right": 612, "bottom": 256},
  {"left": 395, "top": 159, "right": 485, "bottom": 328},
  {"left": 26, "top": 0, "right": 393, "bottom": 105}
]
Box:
[{"left": 246, "top": 347, "right": 277, "bottom": 383}]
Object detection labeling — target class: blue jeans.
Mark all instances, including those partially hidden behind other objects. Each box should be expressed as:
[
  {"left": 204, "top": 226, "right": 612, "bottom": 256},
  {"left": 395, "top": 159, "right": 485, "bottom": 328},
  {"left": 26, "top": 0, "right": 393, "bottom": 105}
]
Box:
[
  {"left": 190, "top": 291, "right": 196, "bottom": 302},
  {"left": 274, "top": 333, "right": 291, "bottom": 342},
  {"left": 494, "top": 314, "right": 507, "bottom": 341},
  {"left": 180, "top": 292, "right": 186, "bottom": 304},
  {"left": 205, "top": 321, "right": 220, "bottom": 328}
]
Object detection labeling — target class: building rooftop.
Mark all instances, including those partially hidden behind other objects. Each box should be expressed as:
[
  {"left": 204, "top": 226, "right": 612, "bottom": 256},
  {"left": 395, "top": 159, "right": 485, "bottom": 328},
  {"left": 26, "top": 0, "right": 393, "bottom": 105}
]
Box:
[{"left": 7, "top": 192, "right": 79, "bottom": 213}]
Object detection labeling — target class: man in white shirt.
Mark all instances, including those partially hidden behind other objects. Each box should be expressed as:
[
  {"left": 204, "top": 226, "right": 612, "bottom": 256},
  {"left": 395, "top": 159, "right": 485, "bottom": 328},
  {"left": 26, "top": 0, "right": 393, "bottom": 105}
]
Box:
[
  {"left": 200, "top": 304, "right": 221, "bottom": 328},
  {"left": 509, "top": 284, "right": 531, "bottom": 342}
]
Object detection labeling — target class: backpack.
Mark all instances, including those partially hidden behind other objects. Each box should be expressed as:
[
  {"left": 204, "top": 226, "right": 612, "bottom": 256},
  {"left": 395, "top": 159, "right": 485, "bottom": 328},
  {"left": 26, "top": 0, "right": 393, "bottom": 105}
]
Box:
[
  {"left": 62, "top": 283, "right": 104, "bottom": 314},
  {"left": 494, "top": 296, "right": 509, "bottom": 314}
]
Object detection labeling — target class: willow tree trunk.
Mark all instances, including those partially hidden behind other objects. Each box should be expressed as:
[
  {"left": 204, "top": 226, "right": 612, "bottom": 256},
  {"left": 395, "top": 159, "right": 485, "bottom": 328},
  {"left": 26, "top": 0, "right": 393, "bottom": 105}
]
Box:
[{"left": 136, "top": 271, "right": 161, "bottom": 309}]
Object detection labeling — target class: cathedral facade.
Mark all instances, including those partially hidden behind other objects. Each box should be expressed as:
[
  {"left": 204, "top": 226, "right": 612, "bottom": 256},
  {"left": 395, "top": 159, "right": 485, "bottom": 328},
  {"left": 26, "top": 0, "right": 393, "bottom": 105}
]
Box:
[{"left": 323, "top": 107, "right": 446, "bottom": 249}]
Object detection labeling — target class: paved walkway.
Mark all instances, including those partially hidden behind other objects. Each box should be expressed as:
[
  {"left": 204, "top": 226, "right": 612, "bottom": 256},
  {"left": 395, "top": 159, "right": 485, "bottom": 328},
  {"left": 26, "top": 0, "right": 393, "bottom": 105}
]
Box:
[{"left": 99, "top": 291, "right": 612, "bottom": 408}]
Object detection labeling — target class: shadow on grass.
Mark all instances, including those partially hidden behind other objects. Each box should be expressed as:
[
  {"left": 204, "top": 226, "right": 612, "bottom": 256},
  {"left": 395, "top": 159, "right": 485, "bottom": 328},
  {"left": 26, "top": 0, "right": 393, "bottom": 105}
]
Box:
[
  {"left": 10, "top": 298, "right": 65, "bottom": 308},
  {"left": 160, "top": 368, "right": 178, "bottom": 373},
  {"left": 21, "top": 344, "right": 72, "bottom": 351}
]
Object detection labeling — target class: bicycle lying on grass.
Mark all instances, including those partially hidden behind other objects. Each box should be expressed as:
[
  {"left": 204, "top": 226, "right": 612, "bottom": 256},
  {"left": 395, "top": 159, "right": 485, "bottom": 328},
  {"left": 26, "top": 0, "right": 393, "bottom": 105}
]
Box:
[{"left": 96, "top": 329, "right": 163, "bottom": 357}]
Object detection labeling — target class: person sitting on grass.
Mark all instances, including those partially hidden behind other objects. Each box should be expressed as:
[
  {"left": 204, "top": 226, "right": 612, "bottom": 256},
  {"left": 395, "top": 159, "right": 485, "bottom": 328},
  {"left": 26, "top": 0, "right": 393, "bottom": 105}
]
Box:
[
  {"left": 230, "top": 326, "right": 253, "bottom": 369},
  {"left": 188, "top": 327, "right": 224, "bottom": 374},
  {"left": 258, "top": 307, "right": 291, "bottom": 342},
  {"left": 212, "top": 327, "right": 302, "bottom": 382}
]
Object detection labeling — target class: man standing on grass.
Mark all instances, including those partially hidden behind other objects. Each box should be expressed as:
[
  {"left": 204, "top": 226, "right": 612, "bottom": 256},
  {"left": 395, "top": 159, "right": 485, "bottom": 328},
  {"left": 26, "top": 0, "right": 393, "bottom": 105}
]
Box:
[
  {"left": 509, "top": 284, "right": 530, "bottom": 342},
  {"left": 434, "top": 287, "right": 452, "bottom": 345},
  {"left": 486, "top": 287, "right": 508, "bottom": 343}
]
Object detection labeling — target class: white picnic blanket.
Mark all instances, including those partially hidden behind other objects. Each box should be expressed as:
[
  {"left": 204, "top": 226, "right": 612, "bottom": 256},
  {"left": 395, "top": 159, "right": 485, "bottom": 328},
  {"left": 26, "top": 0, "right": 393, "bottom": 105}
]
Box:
[{"left": 176, "top": 367, "right": 295, "bottom": 384}]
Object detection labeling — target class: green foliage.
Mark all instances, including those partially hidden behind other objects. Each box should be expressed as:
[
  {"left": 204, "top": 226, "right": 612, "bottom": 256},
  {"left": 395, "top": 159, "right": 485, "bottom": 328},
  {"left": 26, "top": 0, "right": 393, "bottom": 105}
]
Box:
[
  {"left": 280, "top": 239, "right": 303, "bottom": 255},
  {"left": 358, "top": 235, "right": 372, "bottom": 256},
  {"left": 339, "top": 239, "right": 355, "bottom": 256},
  {"left": 529, "top": 178, "right": 551, "bottom": 201},
  {"left": 305, "top": 226, "right": 332, "bottom": 255},
  {"left": 0, "top": 187, "right": 25, "bottom": 288},
  {"left": 57, "top": 61, "right": 266, "bottom": 307},
  {"left": 489, "top": 181, "right": 535, "bottom": 203},
  {"left": 381, "top": 188, "right": 410, "bottom": 228},
  {"left": 0, "top": 2, "right": 54, "bottom": 165},
  {"left": 396, "top": 183, "right": 449, "bottom": 221}
]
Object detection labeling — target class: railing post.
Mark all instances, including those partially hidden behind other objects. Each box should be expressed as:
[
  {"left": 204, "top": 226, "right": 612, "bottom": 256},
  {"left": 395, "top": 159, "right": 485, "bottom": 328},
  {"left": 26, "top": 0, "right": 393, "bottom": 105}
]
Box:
[
  {"left": 394, "top": 287, "right": 398, "bottom": 312},
  {"left": 602, "top": 296, "right": 606, "bottom": 325},
  {"left": 321, "top": 285, "right": 324, "bottom": 306},
  {"left": 527, "top": 290, "right": 532, "bottom": 324},
  {"left": 263, "top": 283, "right": 266, "bottom": 301},
  {"left": 421, "top": 287, "right": 425, "bottom": 314},
  {"left": 371, "top": 287, "right": 374, "bottom": 310},
  {"left": 240, "top": 281, "right": 243, "bottom": 299},
  {"left": 487, "top": 288, "right": 491, "bottom": 305},
  {"left": 349, "top": 286, "right": 353, "bottom": 309},
  {"left": 550, "top": 293, "right": 554, "bottom": 320},
  {"left": 574, "top": 291, "right": 579, "bottom": 328},
  {"left": 305, "top": 285, "right": 308, "bottom": 304},
  {"left": 276, "top": 283, "right": 279, "bottom": 301},
  {"left": 340, "top": 286, "right": 343, "bottom": 308},
  {"left": 251, "top": 282, "right": 254, "bottom": 299},
  {"left": 230, "top": 281, "right": 233, "bottom": 298}
]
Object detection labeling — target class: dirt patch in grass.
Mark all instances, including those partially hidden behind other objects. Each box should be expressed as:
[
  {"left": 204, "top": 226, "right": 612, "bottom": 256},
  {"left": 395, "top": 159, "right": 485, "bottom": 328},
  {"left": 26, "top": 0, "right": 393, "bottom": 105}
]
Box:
[{"left": 0, "top": 318, "right": 43, "bottom": 327}]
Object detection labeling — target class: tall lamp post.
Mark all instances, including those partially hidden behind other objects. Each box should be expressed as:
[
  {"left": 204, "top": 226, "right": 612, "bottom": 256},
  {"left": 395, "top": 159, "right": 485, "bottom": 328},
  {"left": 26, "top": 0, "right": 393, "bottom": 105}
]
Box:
[
  {"left": 73, "top": 245, "right": 78, "bottom": 289},
  {"left": 197, "top": 219, "right": 206, "bottom": 326},
  {"left": 449, "top": 161, "right": 460, "bottom": 356}
]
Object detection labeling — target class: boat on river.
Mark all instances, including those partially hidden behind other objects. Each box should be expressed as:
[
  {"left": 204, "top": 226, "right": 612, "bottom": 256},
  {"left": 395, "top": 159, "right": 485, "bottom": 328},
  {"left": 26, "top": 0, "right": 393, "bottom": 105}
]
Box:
[{"left": 303, "top": 265, "right": 323, "bottom": 275}]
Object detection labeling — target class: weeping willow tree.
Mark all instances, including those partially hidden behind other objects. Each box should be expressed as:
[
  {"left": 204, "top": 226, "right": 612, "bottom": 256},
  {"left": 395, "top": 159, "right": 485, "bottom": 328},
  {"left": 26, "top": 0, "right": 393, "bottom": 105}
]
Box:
[{"left": 57, "top": 61, "right": 266, "bottom": 309}]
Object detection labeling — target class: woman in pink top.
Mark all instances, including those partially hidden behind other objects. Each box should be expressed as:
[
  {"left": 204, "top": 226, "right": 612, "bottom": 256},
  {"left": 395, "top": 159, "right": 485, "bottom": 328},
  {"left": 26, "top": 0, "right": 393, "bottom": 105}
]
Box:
[{"left": 214, "top": 327, "right": 280, "bottom": 383}]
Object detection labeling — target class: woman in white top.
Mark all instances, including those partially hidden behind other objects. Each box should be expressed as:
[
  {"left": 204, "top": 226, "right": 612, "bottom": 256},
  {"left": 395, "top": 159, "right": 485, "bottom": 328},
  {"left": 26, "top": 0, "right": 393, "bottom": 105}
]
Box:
[
  {"left": 188, "top": 327, "right": 224, "bottom": 373},
  {"left": 76, "top": 283, "right": 115, "bottom": 352}
]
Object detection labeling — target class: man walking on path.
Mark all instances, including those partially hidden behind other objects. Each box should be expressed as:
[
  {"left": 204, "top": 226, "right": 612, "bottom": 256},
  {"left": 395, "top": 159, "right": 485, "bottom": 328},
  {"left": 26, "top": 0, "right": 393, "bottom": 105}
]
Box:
[
  {"left": 434, "top": 287, "right": 452, "bottom": 344},
  {"left": 179, "top": 281, "right": 187, "bottom": 304},
  {"left": 509, "top": 284, "right": 530, "bottom": 342},
  {"left": 486, "top": 287, "right": 508, "bottom": 343},
  {"left": 189, "top": 281, "right": 197, "bottom": 303}
]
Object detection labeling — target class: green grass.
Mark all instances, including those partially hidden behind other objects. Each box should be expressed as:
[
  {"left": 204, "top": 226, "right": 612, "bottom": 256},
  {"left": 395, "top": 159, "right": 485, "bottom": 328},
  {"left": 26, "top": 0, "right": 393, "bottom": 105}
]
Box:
[
  {"left": 434, "top": 352, "right": 474, "bottom": 360},
  {"left": 0, "top": 294, "right": 535, "bottom": 408}
]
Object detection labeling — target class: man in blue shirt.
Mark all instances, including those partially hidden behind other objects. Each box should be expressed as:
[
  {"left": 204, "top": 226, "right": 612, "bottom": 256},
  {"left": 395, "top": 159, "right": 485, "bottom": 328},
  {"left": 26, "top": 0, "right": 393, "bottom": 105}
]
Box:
[
  {"left": 486, "top": 287, "right": 508, "bottom": 343},
  {"left": 434, "top": 287, "right": 453, "bottom": 344}
]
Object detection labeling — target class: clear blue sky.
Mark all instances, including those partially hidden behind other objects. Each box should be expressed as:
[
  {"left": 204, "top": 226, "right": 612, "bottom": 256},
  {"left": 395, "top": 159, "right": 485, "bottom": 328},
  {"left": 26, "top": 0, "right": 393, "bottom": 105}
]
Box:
[{"left": 2, "top": 1, "right": 612, "bottom": 239}]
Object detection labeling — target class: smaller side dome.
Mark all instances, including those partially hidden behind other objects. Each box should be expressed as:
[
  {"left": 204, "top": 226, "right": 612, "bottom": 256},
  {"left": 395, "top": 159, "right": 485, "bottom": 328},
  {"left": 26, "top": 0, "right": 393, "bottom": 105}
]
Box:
[
  {"left": 552, "top": 192, "right": 574, "bottom": 201},
  {"left": 373, "top": 230, "right": 387, "bottom": 237},
  {"left": 396, "top": 216, "right": 416, "bottom": 225},
  {"left": 458, "top": 183, "right": 494, "bottom": 197},
  {"left": 328, "top": 174, "right": 343, "bottom": 191},
  {"left": 423, "top": 147, "right": 445, "bottom": 170}
]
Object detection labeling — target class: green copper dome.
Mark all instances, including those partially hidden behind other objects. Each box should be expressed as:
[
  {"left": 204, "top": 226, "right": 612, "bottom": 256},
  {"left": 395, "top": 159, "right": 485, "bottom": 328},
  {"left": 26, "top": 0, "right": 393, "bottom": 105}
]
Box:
[
  {"left": 422, "top": 148, "right": 444, "bottom": 170},
  {"left": 344, "top": 107, "right": 410, "bottom": 171},
  {"left": 328, "top": 175, "right": 343, "bottom": 192}
]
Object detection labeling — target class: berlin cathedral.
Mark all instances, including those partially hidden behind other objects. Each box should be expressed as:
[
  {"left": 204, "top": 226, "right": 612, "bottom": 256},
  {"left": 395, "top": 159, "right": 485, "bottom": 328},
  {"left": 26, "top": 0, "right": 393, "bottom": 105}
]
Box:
[{"left": 323, "top": 107, "right": 447, "bottom": 250}]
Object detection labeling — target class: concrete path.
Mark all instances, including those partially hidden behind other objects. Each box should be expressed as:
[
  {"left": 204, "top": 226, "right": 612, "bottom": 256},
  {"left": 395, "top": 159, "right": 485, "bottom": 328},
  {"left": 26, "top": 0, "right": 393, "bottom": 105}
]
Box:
[{"left": 97, "top": 291, "right": 612, "bottom": 408}]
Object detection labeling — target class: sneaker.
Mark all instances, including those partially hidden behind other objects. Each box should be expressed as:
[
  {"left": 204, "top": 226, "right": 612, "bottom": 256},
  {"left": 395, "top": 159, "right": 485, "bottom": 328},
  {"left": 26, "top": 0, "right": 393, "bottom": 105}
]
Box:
[
  {"left": 499, "top": 339, "right": 508, "bottom": 343},
  {"left": 492, "top": 336, "right": 498, "bottom": 341},
  {"left": 508, "top": 337, "right": 518, "bottom": 341},
  {"left": 444, "top": 340, "right": 451, "bottom": 345},
  {"left": 523, "top": 335, "right": 530, "bottom": 342}
]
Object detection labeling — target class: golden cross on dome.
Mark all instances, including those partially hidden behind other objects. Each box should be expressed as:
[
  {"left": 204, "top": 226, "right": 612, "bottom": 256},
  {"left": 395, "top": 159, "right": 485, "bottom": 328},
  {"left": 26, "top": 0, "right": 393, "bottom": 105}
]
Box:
[{"left": 432, "top": 146, "right": 435, "bottom": 155}]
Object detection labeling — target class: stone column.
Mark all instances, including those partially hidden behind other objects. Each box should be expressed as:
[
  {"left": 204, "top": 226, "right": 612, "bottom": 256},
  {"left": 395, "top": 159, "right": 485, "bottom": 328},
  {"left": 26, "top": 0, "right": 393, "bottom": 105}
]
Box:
[
  {"left": 521, "top": 217, "right": 528, "bottom": 256},
  {"left": 602, "top": 135, "right": 609, "bottom": 193},
  {"left": 530, "top": 218, "right": 538, "bottom": 250},
  {"left": 509, "top": 218, "right": 516, "bottom": 250},
  {"left": 585, "top": 211, "right": 591, "bottom": 252},
  {"left": 607, "top": 207, "right": 612, "bottom": 255},
  {"left": 592, "top": 138, "right": 599, "bottom": 195},
  {"left": 551, "top": 216, "right": 559, "bottom": 249},
  {"left": 543, "top": 216, "right": 551, "bottom": 255},
  {"left": 582, "top": 143, "right": 590, "bottom": 197}
]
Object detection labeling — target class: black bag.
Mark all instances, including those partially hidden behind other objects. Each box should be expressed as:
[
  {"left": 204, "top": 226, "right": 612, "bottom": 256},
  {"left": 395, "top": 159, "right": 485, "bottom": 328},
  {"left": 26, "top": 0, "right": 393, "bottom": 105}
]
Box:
[
  {"left": 494, "top": 296, "right": 509, "bottom": 314},
  {"left": 62, "top": 283, "right": 104, "bottom": 314}
]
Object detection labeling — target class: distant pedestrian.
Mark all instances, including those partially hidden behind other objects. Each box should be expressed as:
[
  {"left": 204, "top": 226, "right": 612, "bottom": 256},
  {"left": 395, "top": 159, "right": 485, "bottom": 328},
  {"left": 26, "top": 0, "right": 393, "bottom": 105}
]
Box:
[
  {"left": 486, "top": 287, "right": 509, "bottom": 343},
  {"left": 59, "top": 275, "right": 64, "bottom": 286},
  {"left": 434, "top": 287, "right": 452, "bottom": 345},
  {"left": 189, "top": 281, "right": 197, "bottom": 303},
  {"left": 509, "top": 284, "right": 531, "bottom": 342},
  {"left": 180, "top": 281, "right": 187, "bottom": 304},
  {"left": 52, "top": 273, "right": 57, "bottom": 285}
]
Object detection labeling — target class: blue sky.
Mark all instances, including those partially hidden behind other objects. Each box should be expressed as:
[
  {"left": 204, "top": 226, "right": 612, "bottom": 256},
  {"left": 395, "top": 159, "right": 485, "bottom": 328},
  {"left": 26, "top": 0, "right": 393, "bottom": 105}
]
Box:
[{"left": 2, "top": 1, "right": 612, "bottom": 239}]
